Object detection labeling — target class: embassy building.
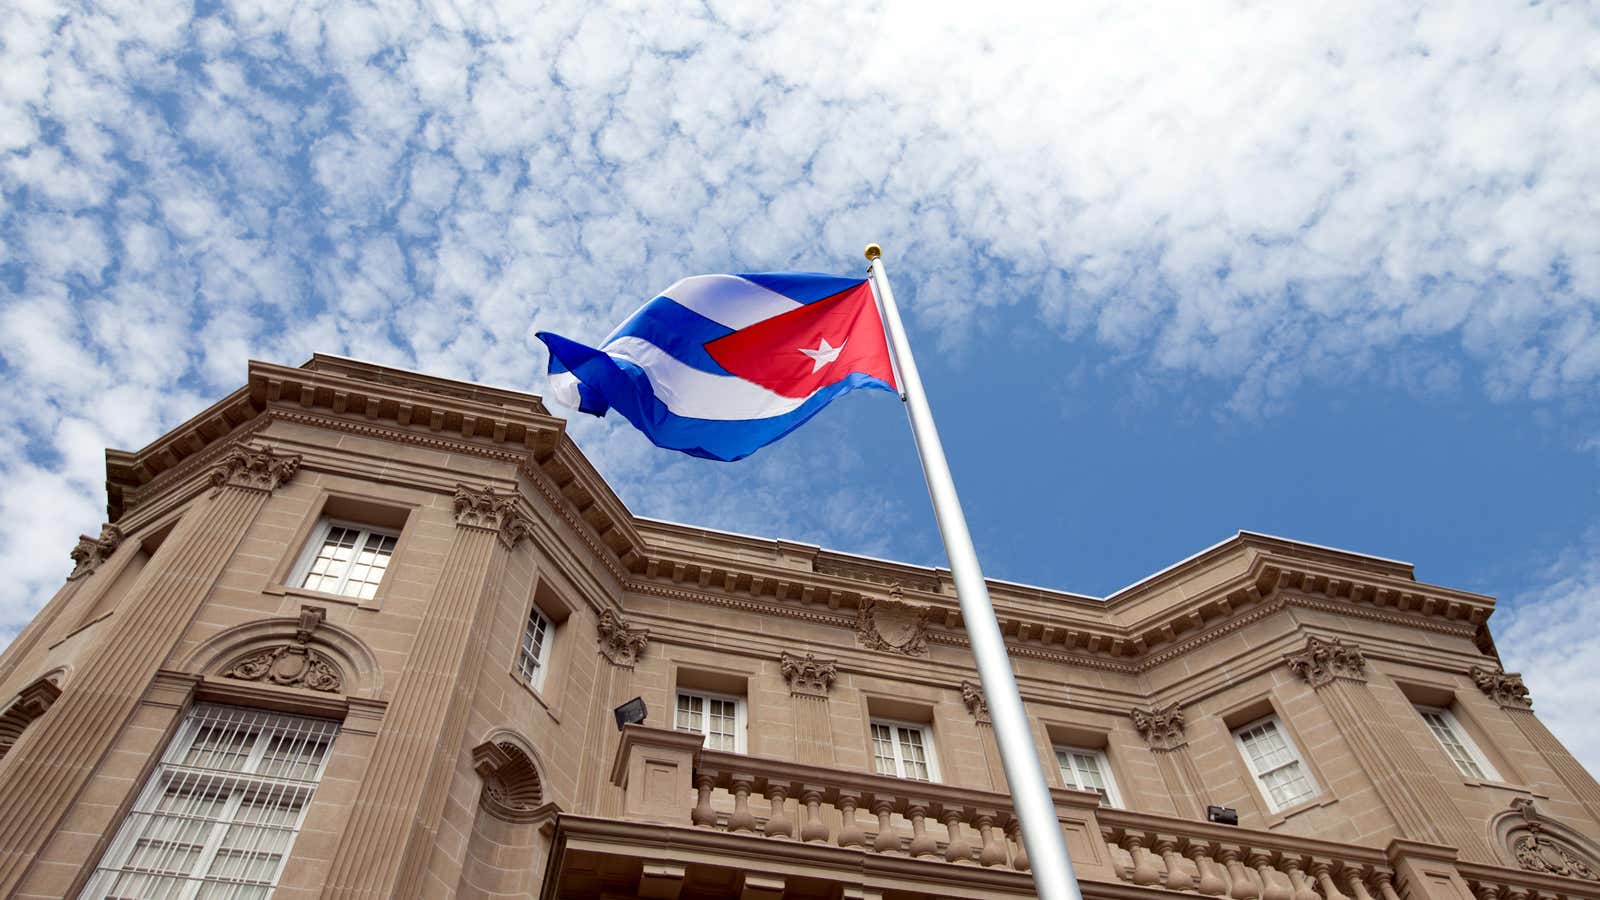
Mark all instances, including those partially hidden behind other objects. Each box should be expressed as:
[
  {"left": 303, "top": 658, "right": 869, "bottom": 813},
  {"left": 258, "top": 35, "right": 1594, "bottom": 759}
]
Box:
[{"left": 0, "top": 354, "right": 1597, "bottom": 900}]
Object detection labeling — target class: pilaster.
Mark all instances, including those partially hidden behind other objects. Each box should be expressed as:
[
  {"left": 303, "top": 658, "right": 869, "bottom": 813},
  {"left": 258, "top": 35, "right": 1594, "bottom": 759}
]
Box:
[
  {"left": 322, "top": 485, "right": 534, "bottom": 899},
  {"left": 1471, "top": 666, "right": 1600, "bottom": 826},
  {"left": 1286, "top": 637, "right": 1491, "bottom": 861},
  {"left": 961, "top": 679, "right": 1008, "bottom": 792},
  {"left": 0, "top": 444, "right": 298, "bottom": 893},
  {"left": 782, "top": 651, "right": 838, "bottom": 766},
  {"left": 0, "top": 524, "right": 123, "bottom": 691},
  {"left": 1131, "top": 701, "right": 1206, "bottom": 818}
]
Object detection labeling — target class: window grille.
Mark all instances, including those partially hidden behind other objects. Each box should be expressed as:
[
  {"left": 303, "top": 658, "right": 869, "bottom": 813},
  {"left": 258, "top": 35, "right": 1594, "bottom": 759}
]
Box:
[
  {"left": 1055, "top": 746, "right": 1120, "bottom": 806},
  {"left": 1418, "top": 707, "right": 1495, "bottom": 780},
  {"left": 870, "top": 720, "right": 936, "bottom": 782},
  {"left": 80, "top": 703, "right": 339, "bottom": 899},
  {"left": 1233, "top": 716, "right": 1317, "bottom": 812},
  {"left": 675, "top": 691, "right": 744, "bottom": 752},
  {"left": 515, "top": 607, "right": 552, "bottom": 690},
  {"left": 296, "top": 521, "right": 397, "bottom": 600}
]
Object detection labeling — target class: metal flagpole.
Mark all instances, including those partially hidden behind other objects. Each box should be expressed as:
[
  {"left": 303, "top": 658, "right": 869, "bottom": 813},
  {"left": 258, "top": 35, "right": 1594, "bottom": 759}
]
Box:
[{"left": 863, "top": 243, "right": 1081, "bottom": 900}]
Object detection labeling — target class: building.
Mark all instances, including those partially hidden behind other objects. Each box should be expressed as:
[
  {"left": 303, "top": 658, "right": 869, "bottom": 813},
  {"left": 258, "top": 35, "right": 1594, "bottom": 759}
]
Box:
[{"left": 0, "top": 354, "right": 1597, "bottom": 900}]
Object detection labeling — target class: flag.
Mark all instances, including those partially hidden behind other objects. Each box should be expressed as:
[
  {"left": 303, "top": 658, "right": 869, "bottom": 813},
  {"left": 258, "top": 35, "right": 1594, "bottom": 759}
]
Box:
[{"left": 537, "top": 273, "right": 898, "bottom": 462}]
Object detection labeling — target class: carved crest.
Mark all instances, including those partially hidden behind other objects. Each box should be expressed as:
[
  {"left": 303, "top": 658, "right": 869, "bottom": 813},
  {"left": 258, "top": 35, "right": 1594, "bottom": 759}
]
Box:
[
  {"left": 67, "top": 524, "right": 123, "bottom": 581},
  {"left": 1509, "top": 800, "right": 1600, "bottom": 881},
  {"left": 780, "top": 651, "right": 838, "bottom": 697},
  {"left": 960, "top": 680, "right": 991, "bottom": 724},
  {"left": 596, "top": 609, "right": 649, "bottom": 668},
  {"left": 1471, "top": 666, "right": 1533, "bottom": 709},
  {"left": 1285, "top": 635, "right": 1367, "bottom": 688},
  {"left": 453, "top": 485, "right": 534, "bottom": 548},
  {"left": 855, "top": 584, "right": 932, "bottom": 656},
  {"left": 209, "top": 445, "right": 300, "bottom": 493},
  {"left": 221, "top": 605, "right": 342, "bottom": 693},
  {"left": 1131, "top": 701, "right": 1186, "bottom": 750}
]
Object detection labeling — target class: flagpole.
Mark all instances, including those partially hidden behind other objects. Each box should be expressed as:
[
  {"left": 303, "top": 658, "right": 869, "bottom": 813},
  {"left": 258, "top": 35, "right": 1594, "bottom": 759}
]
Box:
[{"left": 864, "top": 244, "right": 1081, "bottom": 900}]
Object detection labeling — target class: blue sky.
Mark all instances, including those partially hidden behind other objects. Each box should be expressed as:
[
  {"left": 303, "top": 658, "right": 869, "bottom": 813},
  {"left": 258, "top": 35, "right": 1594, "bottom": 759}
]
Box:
[{"left": 1, "top": 0, "right": 1597, "bottom": 768}]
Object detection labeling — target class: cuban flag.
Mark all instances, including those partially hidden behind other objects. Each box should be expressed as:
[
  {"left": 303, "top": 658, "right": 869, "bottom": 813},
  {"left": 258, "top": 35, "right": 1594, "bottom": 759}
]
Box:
[{"left": 536, "top": 273, "right": 899, "bottom": 462}]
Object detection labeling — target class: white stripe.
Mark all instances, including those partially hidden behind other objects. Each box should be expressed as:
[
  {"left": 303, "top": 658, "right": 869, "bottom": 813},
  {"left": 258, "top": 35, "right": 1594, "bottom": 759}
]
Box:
[
  {"left": 606, "top": 336, "right": 808, "bottom": 420},
  {"left": 651, "top": 274, "right": 802, "bottom": 332},
  {"left": 546, "top": 370, "right": 583, "bottom": 410}
]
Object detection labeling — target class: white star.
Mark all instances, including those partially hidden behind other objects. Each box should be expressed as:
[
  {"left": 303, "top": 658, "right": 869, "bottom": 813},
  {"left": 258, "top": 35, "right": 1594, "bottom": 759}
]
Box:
[{"left": 798, "top": 337, "right": 846, "bottom": 373}]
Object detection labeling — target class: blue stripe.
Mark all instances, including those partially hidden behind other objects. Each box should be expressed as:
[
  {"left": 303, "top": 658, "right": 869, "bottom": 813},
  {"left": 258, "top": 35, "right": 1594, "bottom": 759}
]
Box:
[
  {"left": 600, "top": 296, "right": 733, "bottom": 375},
  {"left": 537, "top": 331, "right": 894, "bottom": 462},
  {"left": 736, "top": 272, "right": 865, "bottom": 305}
]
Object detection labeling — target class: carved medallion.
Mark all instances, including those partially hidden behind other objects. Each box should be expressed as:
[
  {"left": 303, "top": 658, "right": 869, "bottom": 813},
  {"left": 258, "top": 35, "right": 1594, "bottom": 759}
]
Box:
[
  {"left": 780, "top": 651, "right": 838, "bottom": 697},
  {"left": 597, "top": 609, "right": 649, "bottom": 668},
  {"left": 1505, "top": 798, "right": 1600, "bottom": 881},
  {"left": 225, "top": 645, "right": 342, "bottom": 693},
  {"left": 209, "top": 445, "right": 300, "bottom": 493},
  {"left": 1471, "top": 666, "right": 1533, "bottom": 709},
  {"left": 1285, "top": 635, "right": 1367, "bottom": 688},
  {"left": 960, "top": 680, "right": 991, "bottom": 725},
  {"left": 855, "top": 584, "right": 932, "bottom": 656},
  {"left": 67, "top": 524, "right": 123, "bottom": 581},
  {"left": 1131, "top": 701, "right": 1186, "bottom": 750}
]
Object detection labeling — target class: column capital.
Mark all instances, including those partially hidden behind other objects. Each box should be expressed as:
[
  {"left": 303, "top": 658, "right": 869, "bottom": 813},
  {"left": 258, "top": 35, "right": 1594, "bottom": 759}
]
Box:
[
  {"left": 960, "top": 680, "right": 991, "bottom": 725},
  {"left": 67, "top": 523, "right": 123, "bottom": 581},
  {"left": 597, "top": 609, "right": 649, "bottom": 668},
  {"left": 1132, "top": 701, "right": 1186, "bottom": 750},
  {"left": 1286, "top": 635, "right": 1367, "bottom": 688},
  {"left": 1470, "top": 666, "right": 1533, "bottom": 709},
  {"left": 780, "top": 651, "right": 837, "bottom": 697},
  {"left": 451, "top": 484, "right": 533, "bottom": 548},
  {"left": 208, "top": 444, "right": 300, "bottom": 494}
]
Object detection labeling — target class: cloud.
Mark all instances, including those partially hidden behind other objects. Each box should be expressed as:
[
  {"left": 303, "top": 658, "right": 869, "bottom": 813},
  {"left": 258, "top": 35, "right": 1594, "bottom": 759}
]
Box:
[{"left": 0, "top": 0, "right": 1597, "bottom": 649}]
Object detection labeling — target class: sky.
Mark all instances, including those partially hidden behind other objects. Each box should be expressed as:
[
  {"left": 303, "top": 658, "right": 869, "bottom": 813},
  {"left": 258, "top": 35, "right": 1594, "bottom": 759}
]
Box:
[{"left": 1, "top": 0, "right": 1597, "bottom": 773}]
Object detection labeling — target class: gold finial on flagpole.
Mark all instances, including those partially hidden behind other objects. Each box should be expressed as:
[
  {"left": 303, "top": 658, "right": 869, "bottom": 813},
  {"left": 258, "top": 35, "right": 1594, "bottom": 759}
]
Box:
[{"left": 864, "top": 243, "right": 883, "bottom": 261}]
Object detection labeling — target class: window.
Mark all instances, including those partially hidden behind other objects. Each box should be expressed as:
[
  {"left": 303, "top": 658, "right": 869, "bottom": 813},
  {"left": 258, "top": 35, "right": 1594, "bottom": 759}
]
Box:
[
  {"left": 515, "top": 606, "right": 553, "bottom": 691},
  {"left": 1233, "top": 715, "right": 1318, "bottom": 813},
  {"left": 80, "top": 703, "right": 339, "bottom": 899},
  {"left": 870, "top": 719, "right": 938, "bottom": 782},
  {"left": 1418, "top": 706, "right": 1498, "bottom": 781},
  {"left": 1055, "top": 746, "right": 1121, "bottom": 806},
  {"left": 292, "top": 520, "right": 398, "bottom": 600},
  {"left": 675, "top": 690, "right": 745, "bottom": 753}
]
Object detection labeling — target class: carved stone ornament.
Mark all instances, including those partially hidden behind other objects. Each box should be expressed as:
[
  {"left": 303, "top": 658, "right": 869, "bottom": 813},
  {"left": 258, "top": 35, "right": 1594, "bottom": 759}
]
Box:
[
  {"left": 67, "top": 523, "right": 124, "bottom": 581},
  {"left": 452, "top": 484, "right": 534, "bottom": 548},
  {"left": 855, "top": 584, "right": 933, "bottom": 656},
  {"left": 961, "top": 680, "right": 991, "bottom": 725},
  {"left": 209, "top": 444, "right": 301, "bottom": 493},
  {"left": 1131, "top": 701, "right": 1186, "bottom": 750},
  {"left": 1508, "top": 799, "right": 1600, "bottom": 881},
  {"left": 780, "top": 651, "right": 838, "bottom": 697},
  {"left": 596, "top": 609, "right": 649, "bottom": 668},
  {"left": 472, "top": 740, "right": 544, "bottom": 823},
  {"left": 1471, "top": 666, "right": 1533, "bottom": 709},
  {"left": 1285, "top": 635, "right": 1367, "bottom": 688},
  {"left": 222, "top": 606, "right": 342, "bottom": 693}
]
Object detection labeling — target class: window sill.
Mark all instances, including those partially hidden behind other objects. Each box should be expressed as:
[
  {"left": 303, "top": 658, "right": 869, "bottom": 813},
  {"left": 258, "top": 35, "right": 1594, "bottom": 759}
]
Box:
[
  {"left": 1264, "top": 793, "right": 1336, "bottom": 826},
  {"left": 509, "top": 670, "right": 561, "bottom": 723},
  {"left": 265, "top": 584, "right": 380, "bottom": 610},
  {"left": 1465, "top": 779, "right": 1548, "bottom": 798}
]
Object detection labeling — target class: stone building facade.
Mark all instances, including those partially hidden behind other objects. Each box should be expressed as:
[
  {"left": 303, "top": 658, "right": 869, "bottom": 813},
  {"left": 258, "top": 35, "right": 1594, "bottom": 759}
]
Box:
[{"left": 0, "top": 354, "right": 1597, "bottom": 900}]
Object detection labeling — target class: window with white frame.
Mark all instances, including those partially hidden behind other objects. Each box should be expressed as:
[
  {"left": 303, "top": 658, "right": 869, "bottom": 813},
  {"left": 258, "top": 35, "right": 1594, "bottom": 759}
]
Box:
[
  {"left": 1233, "top": 715, "right": 1318, "bottom": 813},
  {"left": 1417, "top": 706, "right": 1498, "bottom": 781},
  {"left": 675, "top": 690, "right": 745, "bottom": 753},
  {"left": 870, "top": 719, "right": 939, "bottom": 782},
  {"left": 1055, "top": 746, "right": 1121, "bottom": 806},
  {"left": 292, "top": 519, "right": 398, "bottom": 600},
  {"left": 79, "top": 703, "right": 339, "bottom": 900},
  {"left": 515, "top": 606, "right": 553, "bottom": 691}
]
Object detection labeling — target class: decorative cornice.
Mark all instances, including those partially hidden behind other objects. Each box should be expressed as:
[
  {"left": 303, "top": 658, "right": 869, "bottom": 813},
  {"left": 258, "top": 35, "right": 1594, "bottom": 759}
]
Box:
[
  {"left": 452, "top": 484, "right": 534, "bottom": 548},
  {"left": 597, "top": 609, "right": 649, "bottom": 668},
  {"left": 67, "top": 524, "right": 123, "bottom": 581},
  {"left": 1282, "top": 592, "right": 1478, "bottom": 638},
  {"left": 855, "top": 585, "right": 933, "bottom": 656},
  {"left": 960, "top": 680, "right": 991, "bottom": 725},
  {"left": 1285, "top": 635, "right": 1367, "bottom": 688},
  {"left": 520, "top": 458, "right": 627, "bottom": 579},
  {"left": 220, "top": 605, "right": 341, "bottom": 693},
  {"left": 626, "top": 580, "right": 856, "bottom": 629},
  {"left": 208, "top": 444, "right": 300, "bottom": 493},
  {"left": 1131, "top": 701, "right": 1186, "bottom": 750},
  {"left": 780, "top": 651, "right": 838, "bottom": 697},
  {"left": 1471, "top": 666, "right": 1533, "bottom": 709}
]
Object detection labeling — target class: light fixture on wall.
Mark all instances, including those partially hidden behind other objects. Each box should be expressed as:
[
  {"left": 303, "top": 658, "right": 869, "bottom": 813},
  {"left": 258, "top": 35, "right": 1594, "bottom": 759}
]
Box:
[
  {"left": 1206, "top": 805, "right": 1238, "bottom": 826},
  {"left": 613, "top": 697, "right": 647, "bottom": 730}
]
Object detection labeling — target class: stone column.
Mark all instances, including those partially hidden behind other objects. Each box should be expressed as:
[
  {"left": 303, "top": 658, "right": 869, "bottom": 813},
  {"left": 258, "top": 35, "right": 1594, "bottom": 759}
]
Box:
[
  {"left": 1132, "top": 701, "right": 1207, "bottom": 818},
  {"left": 1470, "top": 666, "right": 1600, "bottom": 826},
  {"left": 1285, "top": 637, "right": 1491, "bottom": 861},
  {"left": 322, "top": 485, "right": 534, "bottom": 899},
  {"left": 961, "top": 680, "right": 1008, "bottom": 791},
  {"left": 0, "top": 445, "right": 299, "bottom": 893},
  {"left": 781, "top": 651, "right": 838, "bottom": 765},
  {"left": 582, "top": 609, "right": 649, "bottom": 817}
]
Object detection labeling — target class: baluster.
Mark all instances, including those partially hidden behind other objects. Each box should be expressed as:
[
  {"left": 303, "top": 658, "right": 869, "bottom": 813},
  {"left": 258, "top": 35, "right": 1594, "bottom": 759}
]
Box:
[
  {"left": 1006, "top": 819, "right": 1030, "bottom": 872},
  {"left": 1345, "top": 869, "right": 1377, "bottom": 900},
  {"left": 1157, "top": 836, "right": 1194, "bottom": 891},
  {"left": 1312, "top": 861, "right": 1350, "bottom": 900},
  {"left": 871, "top": 799, "right": 899, "bottom": 853},
  {"left": 1188, "top": 840, "right": 1228, "bottom": 896},
  {"left": 728, "top": 776, "right": 756, "bottom": 832},
  {"left": 691, "top": 774, "right": 717, "bottom": 827},
  {"left": 1373, "top": 872, "right": 1402, "bottom": 900},
  {"left": 1280, "top": 856, "right": 1319, "bottom": 900},
  {"left": 798, "top": 788, "right": 828, "bottom": 842},
  {"left": 837, "top": 791, "right": 866, "bottom": 848},
  {"left": 943, "top": 808, "right": 974, "bottom": 863},
  {"left": 1250, "top": 851, "right": 1291, "bottom": 900},
  {"left": 907, "top": 802, "right": 939, "bottom": 858},
  {"left": 1473, "top": 886, "right": 1501, "bottom": 900},
  {"left": 976, "top": 813, "right": 1007, "bottom": 867},
  {"left": 763, "top": 784, "right": 793, "bottom": 838},
  {"left": 1219, "top": 846, "right": 1259, "bottom": 900},
  {"left": 1125, "top": 833, "right": 1163, "bottom": 886},
  {"left": 1504, "top": 887, "right": 1532, "bottom": 900}
]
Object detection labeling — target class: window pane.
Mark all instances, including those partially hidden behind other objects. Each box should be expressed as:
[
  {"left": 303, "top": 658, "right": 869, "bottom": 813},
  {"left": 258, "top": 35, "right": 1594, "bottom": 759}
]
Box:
[
  {"left": 1421, "top": 710, "right": 1487, "bottom": 779},
  {"left": 301, "top": 527, "right": 359, "bottom": 593},
  {"left": 896, "top": 727, "right": 930, "bottom": 781},
  {"left": 871, "top": 724, "right": 898, "bottom": 776},
  {"left": 341, "top": 532, "right": 396, "bottom": 599},
  {"left": 516, "top": 610, "right": 550, "bottom": 685},
  {"left": 706, "top": 698, "right": 738, "bottom": 751},
  {"left": 675, "top": 694, "right": 704, "bottom": 735}
]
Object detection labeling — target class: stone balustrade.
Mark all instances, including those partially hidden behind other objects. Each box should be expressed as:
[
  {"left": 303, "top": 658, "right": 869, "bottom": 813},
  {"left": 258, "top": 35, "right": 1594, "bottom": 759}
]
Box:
[{"left": 1459, "top": 861, "right": 1600, "bottom": 900}]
